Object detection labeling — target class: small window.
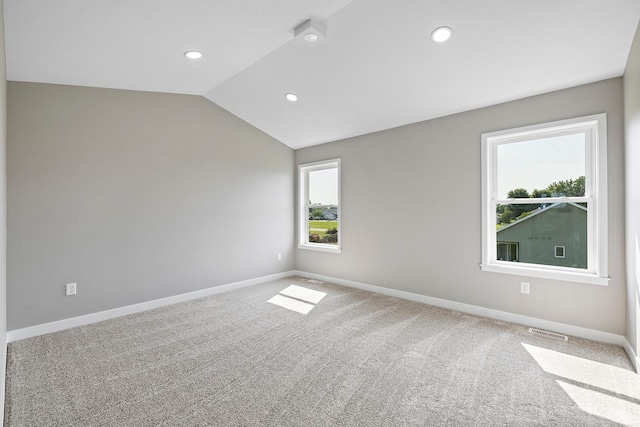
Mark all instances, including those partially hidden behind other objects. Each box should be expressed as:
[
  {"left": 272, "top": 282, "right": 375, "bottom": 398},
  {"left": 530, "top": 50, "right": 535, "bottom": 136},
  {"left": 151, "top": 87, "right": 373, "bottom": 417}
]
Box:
[
  {"left": 481, "top": 114, "right": 608, "bottom": 285},
  {"left": 497, "top": 242, "right": 519, "bottom": 262},
  {"left": 298, "top": 159, "right": 341, "bottom": 253}
]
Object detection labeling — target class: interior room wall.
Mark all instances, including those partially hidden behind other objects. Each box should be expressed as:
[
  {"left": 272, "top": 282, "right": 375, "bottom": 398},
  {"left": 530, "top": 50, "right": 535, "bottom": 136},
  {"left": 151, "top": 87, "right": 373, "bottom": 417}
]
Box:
[
  {"left": 7, "top": 82, "right": 295, "bottom": 330},
  {"left": 624, "top": 22, "right": 640, "bottom": 363},
  {"left": 296, "top": 78, "right": 626, "bottom": 336},
  {"left": 0, "top": 0, "right": 8, "bottom": 421}
]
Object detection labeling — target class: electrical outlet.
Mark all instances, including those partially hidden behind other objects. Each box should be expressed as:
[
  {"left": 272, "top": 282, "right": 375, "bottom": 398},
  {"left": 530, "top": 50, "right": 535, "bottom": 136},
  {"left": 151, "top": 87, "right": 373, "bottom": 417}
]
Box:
[
  {"left": 520, "top": 282, "right": 530, "bottom": 294},
  {"left": 277, "top": 253, "right": 282, "bottom": 261},
  {"left": 66, "top": 282, "right": 77, "bottom": 296}
]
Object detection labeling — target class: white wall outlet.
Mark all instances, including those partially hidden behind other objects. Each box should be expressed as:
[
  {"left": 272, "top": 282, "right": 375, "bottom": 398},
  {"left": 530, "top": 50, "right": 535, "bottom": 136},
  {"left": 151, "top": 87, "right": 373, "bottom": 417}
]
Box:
[
  {"left": 520, "top": 282, "right": 530, "bottom": 294},
  {"left": 66, "top": 282, "right": 77, "bottom": 296},
  {"left": 277, "top": 253, "right": 282, "bottom": 261}
]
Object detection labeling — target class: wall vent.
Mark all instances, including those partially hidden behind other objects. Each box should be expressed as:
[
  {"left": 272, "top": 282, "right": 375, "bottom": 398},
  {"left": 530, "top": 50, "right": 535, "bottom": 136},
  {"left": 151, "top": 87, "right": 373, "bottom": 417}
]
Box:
[{"left": 529, "top": 328, "right": 568, "bottom": 341}]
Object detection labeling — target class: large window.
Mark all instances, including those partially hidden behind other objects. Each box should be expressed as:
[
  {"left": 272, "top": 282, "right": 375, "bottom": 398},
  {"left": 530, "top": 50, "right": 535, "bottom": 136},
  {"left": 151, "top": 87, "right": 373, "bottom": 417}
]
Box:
[
  {"left": 298, "top": 159, "right": 341, "bottom": 253},
  {"left": 481, "top": 114, "right": 608, "bottom": 285}
]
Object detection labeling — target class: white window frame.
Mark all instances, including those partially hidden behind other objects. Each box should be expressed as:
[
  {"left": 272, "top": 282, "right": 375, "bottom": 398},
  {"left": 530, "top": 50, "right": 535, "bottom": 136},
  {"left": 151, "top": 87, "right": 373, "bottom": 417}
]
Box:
[
  {"left": 481, "top": 114, "right": 608, "bottom": 285},
  {"left": 298, "top": 158, "right": 341, "bottom": 253}
]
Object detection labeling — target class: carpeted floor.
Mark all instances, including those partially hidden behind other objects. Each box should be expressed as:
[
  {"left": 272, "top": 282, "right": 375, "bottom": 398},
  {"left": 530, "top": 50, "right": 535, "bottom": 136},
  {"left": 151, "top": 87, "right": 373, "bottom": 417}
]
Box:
[{"left": 4, "top": 276, "right": 640, "bottom": 426}]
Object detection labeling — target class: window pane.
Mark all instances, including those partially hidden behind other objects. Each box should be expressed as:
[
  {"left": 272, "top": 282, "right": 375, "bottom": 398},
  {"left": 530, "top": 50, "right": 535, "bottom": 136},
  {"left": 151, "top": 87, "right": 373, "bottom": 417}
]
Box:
[
  {"left": 497, "top": 133, "right": 585, "bottom": 199},
  {"left": 496, "top": 202, "right": 587, "bottom": 269},
  {"left": 308, "top": 208, "right": 338, "bottom": 245},
  {"left": 307, "top": 167, "right": 338, "bottom": 245},
  {"left": 308, "top": 168, "right": 338, "bottom": 206}
]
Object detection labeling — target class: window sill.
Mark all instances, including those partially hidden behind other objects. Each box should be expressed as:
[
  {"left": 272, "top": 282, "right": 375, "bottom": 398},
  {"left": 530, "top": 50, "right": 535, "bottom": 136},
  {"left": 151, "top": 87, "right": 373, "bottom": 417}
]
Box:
[
  {"left": 480, "top": 263, "right": 609, "bottom": 286},
  {"left": 298, "top": 243, "right": 342, "bottom": 254}
]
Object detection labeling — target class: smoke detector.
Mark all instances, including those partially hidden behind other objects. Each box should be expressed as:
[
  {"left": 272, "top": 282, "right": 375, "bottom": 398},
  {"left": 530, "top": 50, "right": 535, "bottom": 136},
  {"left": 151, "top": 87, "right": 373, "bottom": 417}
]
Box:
[{"left": 294, "top": 19, "right": 326, "bottom": 43}]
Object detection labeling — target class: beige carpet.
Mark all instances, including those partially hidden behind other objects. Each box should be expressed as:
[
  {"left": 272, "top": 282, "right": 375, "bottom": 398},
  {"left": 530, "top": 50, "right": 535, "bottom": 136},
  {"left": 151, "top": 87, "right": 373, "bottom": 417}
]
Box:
[{"left": 5, "top": 276, "right": 639, "bottom": 426}]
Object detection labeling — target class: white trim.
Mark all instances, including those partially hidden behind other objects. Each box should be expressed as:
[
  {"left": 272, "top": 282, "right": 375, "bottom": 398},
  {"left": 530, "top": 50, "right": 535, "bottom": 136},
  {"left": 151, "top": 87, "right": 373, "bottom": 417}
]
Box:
[
  {"left": 480, "top": 263, "right": 609, "bottom": 286},
  {"left": 483, "top": 114, "right": 604, "bottom": 141},
  {"left": 481, "top": 113, "right": 608, "bottom": 282},
  {"left": 7, "top": 269, "right": 636, "bottom": 375},
  {"left": 494, "top": 197, "right": 590, "bottom": 205},
  {"left": 623, "top": 338, "right": 640, "bottom": 374},
  {"left": 0, "top": 329, "right": 6, "bottom": 425},
  {"left": 294, "top": 270, "right": 626, "bottom": 348},
  {"left": 7, "top": 271, "right": 296, "bottom": 342},
  {"left": 594, "top": 114, "right": 608, "bottom": 278},
  {"left": 298, "top": 158, "right": 341, "bottom": 252},
  {"left": 297, "top": 243, "right": 341, "bottom": 253}
]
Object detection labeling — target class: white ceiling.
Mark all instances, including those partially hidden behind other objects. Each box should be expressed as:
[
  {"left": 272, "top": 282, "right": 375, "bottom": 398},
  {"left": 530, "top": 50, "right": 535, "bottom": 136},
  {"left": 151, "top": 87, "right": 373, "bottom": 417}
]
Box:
[{"left": 5, "top": 0, "right": 640, "bottom": 149}]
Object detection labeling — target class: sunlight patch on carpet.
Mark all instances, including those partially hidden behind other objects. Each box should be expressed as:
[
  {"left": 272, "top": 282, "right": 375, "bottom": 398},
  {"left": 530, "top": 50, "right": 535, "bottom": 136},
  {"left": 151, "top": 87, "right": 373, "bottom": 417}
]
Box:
[
  {"left": 267, "top": 294, "right": 315, "bottom": 314},
  {"left": 522, "top": 343, "right": 640, "bottom": 400},
  {"left": 523, "top": 342, "right": 640, "bottom": 426},
  {"left": 279, "top": 285, "right": 327, "bottom": 304},
  {"left": 557, "top": 380, "right": 640, "bottom": 426},
  {"left": 268, "top": 284, "right": 327, "bottom": 314}
]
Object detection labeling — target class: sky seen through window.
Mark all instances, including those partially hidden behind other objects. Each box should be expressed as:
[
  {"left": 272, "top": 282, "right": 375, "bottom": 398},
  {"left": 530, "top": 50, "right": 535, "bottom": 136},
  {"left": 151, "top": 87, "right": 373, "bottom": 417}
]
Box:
[
  {"left": 497, "top": 133, "right": 585, "bottom": 199},
  {"left": 309, "top": 168, "right": 338, "bottom": 205}
]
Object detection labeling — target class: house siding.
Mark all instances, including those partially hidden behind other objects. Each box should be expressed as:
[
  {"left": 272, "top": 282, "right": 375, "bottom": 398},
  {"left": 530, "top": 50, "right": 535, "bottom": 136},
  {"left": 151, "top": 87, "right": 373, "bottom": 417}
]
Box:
[{"left": 497, "top": 204, "right": 587, "bottom": 269}]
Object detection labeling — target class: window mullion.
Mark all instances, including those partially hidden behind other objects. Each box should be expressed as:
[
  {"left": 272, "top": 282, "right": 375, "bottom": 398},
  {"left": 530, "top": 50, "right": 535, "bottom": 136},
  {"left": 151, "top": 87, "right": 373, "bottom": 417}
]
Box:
[{"left": 495, "top": 197, "right": 592, "bottom": 205}]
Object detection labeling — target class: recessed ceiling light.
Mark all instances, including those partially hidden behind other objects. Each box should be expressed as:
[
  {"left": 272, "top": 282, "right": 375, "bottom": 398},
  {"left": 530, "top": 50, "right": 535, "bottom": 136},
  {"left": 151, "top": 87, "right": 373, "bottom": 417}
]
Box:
[
  {"left": 303, "top": 33, "right": 319, "bottom": 43},
  {"left": 285, "top": 93, "right": 298, "bottom": 102},
  {"left": 184, "top": 50, "right": 203, "bottom": 59},
  {"left": 431, "top": 27, "right": 453, "bottom": 43}
]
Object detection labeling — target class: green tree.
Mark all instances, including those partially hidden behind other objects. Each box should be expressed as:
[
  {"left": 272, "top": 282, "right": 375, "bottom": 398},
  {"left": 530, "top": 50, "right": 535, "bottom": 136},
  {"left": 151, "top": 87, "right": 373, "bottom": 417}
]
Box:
[
  {"left": 545, "top": 176, "right": 585, "bottom": 197},
  {"left": 499, "top": 188, "right": 536, "bottom": 224},
  {"left": 310, "top": 209, "right": 324, "bottom": 219},
  {"left": 507, "top": 188, "right": 530, "bottom": 199},
  {"left": 532, "top": 176, "right": 585, "bottom": 198},
  {"left": 531, "top": 189, "right": 546, "bottom": 198},
  {"left": 499, "top": 176, "right": 586, "bottom": 225},
  {"left": 498, "top": 206, "right": 517, "bottom": 224}
]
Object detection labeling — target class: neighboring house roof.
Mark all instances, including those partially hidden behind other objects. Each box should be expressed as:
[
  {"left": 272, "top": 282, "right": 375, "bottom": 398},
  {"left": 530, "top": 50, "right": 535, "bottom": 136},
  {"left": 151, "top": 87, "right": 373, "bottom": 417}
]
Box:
[{"left": 497, "top": 202, "right": 587, "bottom": 233}]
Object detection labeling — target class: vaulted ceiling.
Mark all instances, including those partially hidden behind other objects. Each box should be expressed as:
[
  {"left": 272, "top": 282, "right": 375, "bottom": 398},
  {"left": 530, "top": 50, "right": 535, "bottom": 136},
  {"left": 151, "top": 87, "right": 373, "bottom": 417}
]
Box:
[{"left": 5, "top": 0, "right": 640, "bottom": 148}]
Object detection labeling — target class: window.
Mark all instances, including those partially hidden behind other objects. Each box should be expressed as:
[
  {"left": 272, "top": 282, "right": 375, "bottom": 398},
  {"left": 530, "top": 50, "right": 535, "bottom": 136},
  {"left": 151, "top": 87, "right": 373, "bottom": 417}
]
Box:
[
  {"left": 481, "top": 114, "right": 608, "bottom": 285},
  {"left": 298, "top": 159, "right": 341, "bottom": 253},
  {"left": 497, "top": 242, "right": 519, "bottom": 262}
]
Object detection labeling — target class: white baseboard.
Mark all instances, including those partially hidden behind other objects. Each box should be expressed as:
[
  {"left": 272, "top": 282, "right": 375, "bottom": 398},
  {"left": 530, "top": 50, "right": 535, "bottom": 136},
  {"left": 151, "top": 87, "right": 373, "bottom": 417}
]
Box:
[
  {"left": 294, "top": 271, "right": 631, "bottom": 353},
  {"left": 623, "top": 337, "right": 640, "bottom": 374},
  {"left": 8, "top": 269, "right": 638, "bottom": 375},
  {"left": 0, "top": 329, "right": 6, "bottom": 426},
  {"left": 7, "top": 271, "right": 296, "bottom": 342}
]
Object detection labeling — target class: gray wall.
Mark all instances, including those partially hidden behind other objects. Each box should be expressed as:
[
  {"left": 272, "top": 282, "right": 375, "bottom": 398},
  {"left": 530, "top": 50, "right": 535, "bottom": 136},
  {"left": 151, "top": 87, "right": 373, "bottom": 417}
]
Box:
[
  {"left": 0, "top": 0, "right": 8, "bottom": 421},
  {"left": 7, "top": 82, "right": 295, "bottom": 330},
  {"left": 4, "top": 76, "right": 629, "bottom": 339},
  {"left": 624, "top": 22, "right": 640, "bottom": 359},
  {"left": 296, "top": 78, "right": 626, "bottom": 335}
]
